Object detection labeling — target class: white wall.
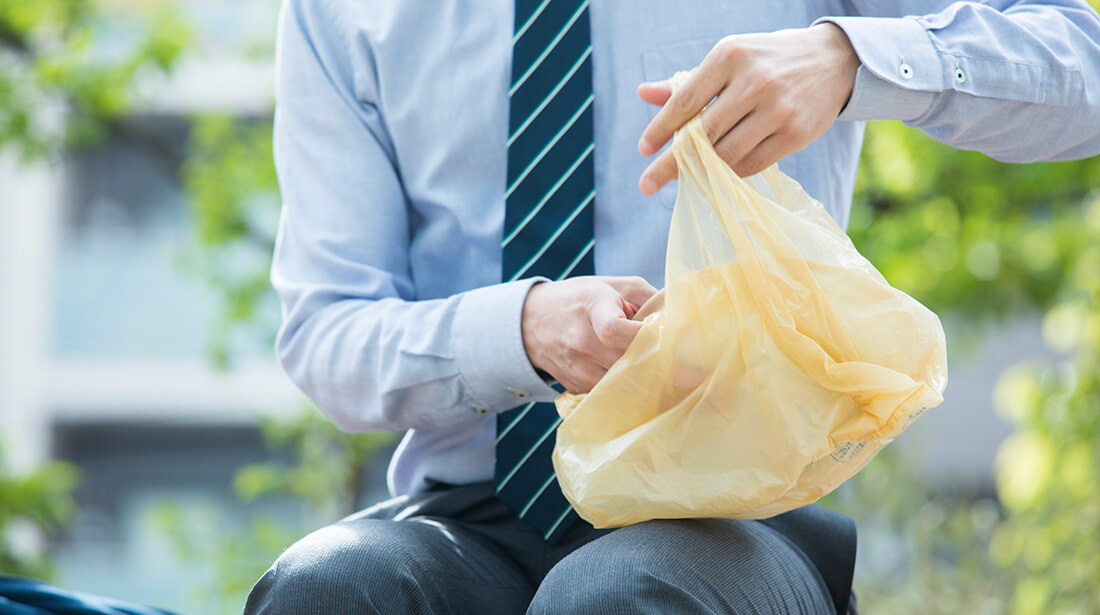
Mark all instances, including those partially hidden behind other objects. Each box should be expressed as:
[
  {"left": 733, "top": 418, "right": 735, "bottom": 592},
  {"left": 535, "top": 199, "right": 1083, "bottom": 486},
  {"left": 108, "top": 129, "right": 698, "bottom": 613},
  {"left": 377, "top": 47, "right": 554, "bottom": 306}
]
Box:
[{"left": 0, "top": 152, "right": 61, "bottom": 472}]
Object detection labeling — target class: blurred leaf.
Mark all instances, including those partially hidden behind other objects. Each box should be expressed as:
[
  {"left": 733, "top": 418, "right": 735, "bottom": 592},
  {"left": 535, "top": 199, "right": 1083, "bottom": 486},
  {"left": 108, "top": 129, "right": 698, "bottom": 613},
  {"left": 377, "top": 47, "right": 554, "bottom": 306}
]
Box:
[
  {"left": 0, "top": 0, "right": 191, "bottom": 160},
  {"left": 0, "top": 446, "right": 80, "bottom": 580}
]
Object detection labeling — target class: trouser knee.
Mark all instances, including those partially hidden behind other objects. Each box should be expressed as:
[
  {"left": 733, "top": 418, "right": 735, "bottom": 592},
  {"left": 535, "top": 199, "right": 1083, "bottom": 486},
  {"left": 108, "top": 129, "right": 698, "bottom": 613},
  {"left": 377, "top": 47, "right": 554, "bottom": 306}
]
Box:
[
  {"left": 530, "top": 519, "right": 833, "bottom": 615},
  {"left": 243, "top": 521, "right": 429, "bottom": 615}
]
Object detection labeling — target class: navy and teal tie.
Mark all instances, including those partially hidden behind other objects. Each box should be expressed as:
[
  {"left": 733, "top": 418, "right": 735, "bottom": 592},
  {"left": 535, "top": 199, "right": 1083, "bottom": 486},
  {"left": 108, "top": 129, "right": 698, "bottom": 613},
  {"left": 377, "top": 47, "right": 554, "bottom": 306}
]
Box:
[{"left": 494, "top": 0, "right": 595, "bottom": 543}]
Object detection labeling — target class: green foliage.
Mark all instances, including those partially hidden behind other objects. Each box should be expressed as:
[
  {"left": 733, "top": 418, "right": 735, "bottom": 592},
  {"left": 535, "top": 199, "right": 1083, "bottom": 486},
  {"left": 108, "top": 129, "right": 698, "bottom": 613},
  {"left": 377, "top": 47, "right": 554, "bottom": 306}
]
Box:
[
  {"left": 148, "top": 501, "right": 297, "bottom": 615},
  {"left": 830, "top": 122, "right": 1100, "bottom": 613},
  {"left": 989, "top": 314, "right": 1100, "bottom": 611},
  {"left": 0, "top": 0, "right": 188, "bottom": 582},
  {"left": 823, "top": 447, "right": 1008, "bottom": 613},
  {"left": 171, "top": 78, "right": 396, "bottom": 615},
  {"left": 181, "top": 114, "right": 279, "bottom": 366},
  {"left": 0, "top": 0, "right": 191, "bottom": 159},
  {"left": 0, "top": 450, "right": 79, "bottom": 579},
  {"left": 149, "top": 407, "right": 395, "bottom": 614},
  {"left": 234, "top": 409, "right": 395, "bottom": 518},
  {"left": 849, "top": 122, "right": 1100, "bottom": 322},
  {"left": 174, "top": 89, "right": 1100, "bottom": 615},
  {"left": 6, "top": 2, "right": 1100, "bottom": 612}
]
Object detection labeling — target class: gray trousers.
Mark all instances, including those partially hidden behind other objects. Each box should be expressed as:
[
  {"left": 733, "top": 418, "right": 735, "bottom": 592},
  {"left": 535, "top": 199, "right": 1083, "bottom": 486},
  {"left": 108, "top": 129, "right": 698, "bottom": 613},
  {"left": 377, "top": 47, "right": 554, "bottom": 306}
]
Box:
[{"left": 244, "top": 482, "right": 855, "bottom": 614}]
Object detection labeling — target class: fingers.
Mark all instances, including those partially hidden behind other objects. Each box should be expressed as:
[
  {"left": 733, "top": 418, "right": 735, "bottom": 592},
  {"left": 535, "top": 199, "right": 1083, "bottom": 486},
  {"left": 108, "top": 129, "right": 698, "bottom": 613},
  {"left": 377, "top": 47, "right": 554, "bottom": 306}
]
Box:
[
  {"left": 638, "top": 81, "right": 757, "bottom": 196},
  {"left": 601, "top": 276, "right": 659, "bottom": 308},
  {"left": 588, "top": 289, "right": 643, "bottom": 348},
  {"left": 638, "top": 61, "right": 723, "bottom": 157},
  {"left": 729, "top": 133, "right": 786, "bottom": 177},
  {"left": 637, "top": 41, "right": 758, "bottom": 196},
  {"left": 711, "top": 109, "right": 773, "bottom": 175},
  {"left": 640, "top": 102, "right": 791, "bottom": 192},
  {"left": 592, "top": 309, "right": 643, "bottom": 350},
  {"left": 635, "top": 29, "right": 846, "bottom": 194},
  {"left": 534, "top": 277, "right": 657, "bottom": 394},
  {"left": 640, "top": 106, "right": 767, "bottom": 194},
  {"left": 698, "top": 83, "right": 754, "bottom": 144},
  {"left": 640, "top": 148, "right": 677, "bottom": 196},
  {"left": 637, "top": 80, "right": 672, "bottom": 107},
  {"left": 546, "top": 321, "right": 613, "bottom": 393}
]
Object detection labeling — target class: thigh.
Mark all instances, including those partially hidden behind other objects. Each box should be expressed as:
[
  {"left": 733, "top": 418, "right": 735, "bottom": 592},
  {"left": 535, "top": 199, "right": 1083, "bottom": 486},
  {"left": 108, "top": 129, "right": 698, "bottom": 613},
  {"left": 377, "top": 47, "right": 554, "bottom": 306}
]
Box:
[
  {"left": 245, "top": 513, "right": 534, "bottom": 615},
  {"left": 530, "top": 518, "right": 834, "bottom": 615}
]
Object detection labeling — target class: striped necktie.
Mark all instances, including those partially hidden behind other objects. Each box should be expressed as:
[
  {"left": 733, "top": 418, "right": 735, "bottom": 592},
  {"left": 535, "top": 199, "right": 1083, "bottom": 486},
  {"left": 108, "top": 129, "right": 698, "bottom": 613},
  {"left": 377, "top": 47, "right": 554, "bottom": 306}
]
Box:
[{"left": 495, "top": 0, "right": 595, "bottom": 543}]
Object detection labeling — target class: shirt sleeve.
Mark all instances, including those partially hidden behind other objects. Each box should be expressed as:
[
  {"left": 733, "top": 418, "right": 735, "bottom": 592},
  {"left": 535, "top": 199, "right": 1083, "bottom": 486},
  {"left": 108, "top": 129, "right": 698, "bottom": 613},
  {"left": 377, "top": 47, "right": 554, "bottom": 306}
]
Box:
[
  {"left": 818, "top": 0, "right": 1100, "bottom": 162},
  {"left": 271, "top": 0, "right": 558, "bottom": 434}
]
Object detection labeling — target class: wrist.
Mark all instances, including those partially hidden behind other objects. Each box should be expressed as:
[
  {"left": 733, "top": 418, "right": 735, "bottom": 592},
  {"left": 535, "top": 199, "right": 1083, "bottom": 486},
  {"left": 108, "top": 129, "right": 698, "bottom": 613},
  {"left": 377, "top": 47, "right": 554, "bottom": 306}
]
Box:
[
  {"left": 453, "top": 277, "right": 560, "bottom": 411},
  {"left": 812, "top": 22, "right": 860, "bottom": 108},
  {"left": 521, "top": 280, "right": 549, "bottom": 373}
]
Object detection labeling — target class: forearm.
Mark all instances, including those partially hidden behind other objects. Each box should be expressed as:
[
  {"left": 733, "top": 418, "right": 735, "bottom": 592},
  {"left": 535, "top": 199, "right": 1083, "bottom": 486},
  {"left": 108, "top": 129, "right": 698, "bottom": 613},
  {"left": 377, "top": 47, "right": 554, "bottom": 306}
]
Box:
[
  {"left": 274, "top": 267, "right": 559, "bottom": 432},
  {"left": 272, "top": 0, "right": 557, "bottom": 433},
  {"left": 824, "top": 0, "right": 1100, "bottom": 162}
]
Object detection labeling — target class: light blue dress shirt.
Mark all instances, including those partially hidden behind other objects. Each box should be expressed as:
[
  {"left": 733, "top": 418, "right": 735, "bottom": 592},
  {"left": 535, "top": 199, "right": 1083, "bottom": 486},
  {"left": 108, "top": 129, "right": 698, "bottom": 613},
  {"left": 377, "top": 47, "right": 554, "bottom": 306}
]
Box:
[{"left": 271, "top": 0, "right": 1100, "bottom": 498}]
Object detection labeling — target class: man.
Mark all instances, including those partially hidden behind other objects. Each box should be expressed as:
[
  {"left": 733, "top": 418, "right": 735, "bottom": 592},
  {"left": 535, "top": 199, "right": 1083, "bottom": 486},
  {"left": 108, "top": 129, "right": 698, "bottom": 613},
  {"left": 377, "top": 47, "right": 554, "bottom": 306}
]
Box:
[{"left": 246, "top": 0, "right": 1100, "bottom": 613}]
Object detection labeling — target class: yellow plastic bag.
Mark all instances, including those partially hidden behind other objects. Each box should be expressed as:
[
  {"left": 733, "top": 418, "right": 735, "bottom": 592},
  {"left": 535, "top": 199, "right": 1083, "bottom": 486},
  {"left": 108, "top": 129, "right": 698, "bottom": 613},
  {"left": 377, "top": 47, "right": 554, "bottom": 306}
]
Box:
[{"left": 552, "top": 72, "right": 948, "bottom": 528}]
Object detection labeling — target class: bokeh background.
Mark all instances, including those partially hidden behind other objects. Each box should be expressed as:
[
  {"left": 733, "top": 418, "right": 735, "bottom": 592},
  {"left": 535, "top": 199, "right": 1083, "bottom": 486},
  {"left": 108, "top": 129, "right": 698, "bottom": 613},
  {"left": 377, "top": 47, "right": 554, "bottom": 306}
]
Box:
[{"left": 1, "top": 1, "right": 1098, "bottom": 613}]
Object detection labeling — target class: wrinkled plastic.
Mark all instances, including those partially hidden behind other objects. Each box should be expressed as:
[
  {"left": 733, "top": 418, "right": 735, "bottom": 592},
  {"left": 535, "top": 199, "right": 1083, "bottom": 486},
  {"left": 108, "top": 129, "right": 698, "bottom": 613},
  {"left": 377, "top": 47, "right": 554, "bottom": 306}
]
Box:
[{"left": 552, "top": 72, "right": 948, "bottom": 528}]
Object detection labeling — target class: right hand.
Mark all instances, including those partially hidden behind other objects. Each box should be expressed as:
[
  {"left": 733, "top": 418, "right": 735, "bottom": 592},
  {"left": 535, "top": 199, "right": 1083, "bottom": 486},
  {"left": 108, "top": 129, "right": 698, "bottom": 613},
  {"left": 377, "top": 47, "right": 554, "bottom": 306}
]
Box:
[{"left": 521, "top": 276, "right": 658, "bottom": 394}]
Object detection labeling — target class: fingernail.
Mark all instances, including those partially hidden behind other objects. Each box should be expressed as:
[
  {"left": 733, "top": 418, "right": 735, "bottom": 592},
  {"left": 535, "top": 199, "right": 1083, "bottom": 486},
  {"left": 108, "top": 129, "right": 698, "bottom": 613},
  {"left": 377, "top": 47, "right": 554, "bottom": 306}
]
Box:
[
  {"left": 640, "top": 176, "right": 658, "bottom": 195},
  {"left": 638, "top": 136, "right": 652, "bottom": 155}
]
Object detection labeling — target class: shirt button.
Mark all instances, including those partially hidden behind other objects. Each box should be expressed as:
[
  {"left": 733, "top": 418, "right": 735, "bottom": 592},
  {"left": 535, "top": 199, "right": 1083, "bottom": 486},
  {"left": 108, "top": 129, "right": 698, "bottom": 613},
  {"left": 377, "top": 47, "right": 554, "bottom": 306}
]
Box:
[
  {"left": 512, "top": 389, "right": 530, "bottom": 399},
  {"left": 954, "top": 67, "right": 966, "bottom": 84},
  {"left": 899, "top": 63, "right": 914, "bottom": 80},
  {"left": 474, "top": 405, "right": 489, "bottom": 415}
]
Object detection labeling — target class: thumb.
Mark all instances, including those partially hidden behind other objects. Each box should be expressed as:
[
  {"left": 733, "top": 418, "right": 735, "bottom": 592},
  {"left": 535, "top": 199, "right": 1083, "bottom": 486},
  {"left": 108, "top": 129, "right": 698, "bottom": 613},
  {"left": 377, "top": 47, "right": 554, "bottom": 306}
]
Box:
[
  {"left": 603, "top": 276, "right": 659, "bottom": 310},
  {"left": 589, "top": 292, "right": 644, "bottom": 349}
]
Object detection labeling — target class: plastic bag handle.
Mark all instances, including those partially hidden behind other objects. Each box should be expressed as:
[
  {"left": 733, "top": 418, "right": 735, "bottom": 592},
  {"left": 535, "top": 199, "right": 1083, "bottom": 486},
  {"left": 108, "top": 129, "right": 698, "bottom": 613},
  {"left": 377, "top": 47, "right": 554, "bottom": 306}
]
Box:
[
  {"left": 667, "top": 72, "right": 781, "bottom": 189},
  {"left": 632, "top": 289, "right": 665, "bottom": 322}
]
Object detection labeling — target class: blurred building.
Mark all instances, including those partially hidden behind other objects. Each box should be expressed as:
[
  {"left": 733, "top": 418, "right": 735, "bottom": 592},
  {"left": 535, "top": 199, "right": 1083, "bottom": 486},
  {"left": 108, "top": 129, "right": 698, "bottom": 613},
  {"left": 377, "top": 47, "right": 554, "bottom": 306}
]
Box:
[
  {"left": 1, "top": 2, "right": 350, "bottom": 609},
  {"left": 0, "top": 1, "right": 1054, "bottom": 611}
]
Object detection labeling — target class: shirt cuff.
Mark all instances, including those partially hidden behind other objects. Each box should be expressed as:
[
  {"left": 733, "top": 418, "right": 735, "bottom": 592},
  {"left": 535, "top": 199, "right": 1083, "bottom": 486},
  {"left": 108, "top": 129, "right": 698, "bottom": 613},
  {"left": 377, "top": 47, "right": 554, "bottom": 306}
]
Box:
[
  {"left": 453, "top": 277, "right": 561, "bottom": 414},
  {"left": 838, "top": 65, "right": 937, "bottom": 122},
  {"left": 815, "top": 16, "right": 940, "bottom": 122}
]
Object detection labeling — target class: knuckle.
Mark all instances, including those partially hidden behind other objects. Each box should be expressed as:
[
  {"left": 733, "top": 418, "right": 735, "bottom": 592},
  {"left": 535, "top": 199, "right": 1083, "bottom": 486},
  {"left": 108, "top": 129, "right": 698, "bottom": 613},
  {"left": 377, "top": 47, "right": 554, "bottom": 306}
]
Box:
[
  {"left": 668, "top": 92, "right": 695, "bottom": 116},
  {"left": 715, "top": 139, "right": 745, "bottom": 166},
  {"left": 761, "top": 79, "right": 782, "bottom": 99},
  {"left": 783, "top": 123, "right": 808, "bottom": 144},
  {"left": 771, "top": 98, "right": 796, "bottom": 120},
  {"left": 714, "top": 38, "right": 742, "bottom": 63},
  {"left": 702, "top": 115, "right": 722, "bottom": 142},
  {"left": 736, "top": 158, "right": 767, "bottom": 177},
  {"left": 783, "top": 118, "right": 814, "bottom": 143},
  {"left": 594, "top": 321, "right": 615, "bottom": 346},
  {"left": 748, "top": 73, "right": 777, "bottom": 97}
]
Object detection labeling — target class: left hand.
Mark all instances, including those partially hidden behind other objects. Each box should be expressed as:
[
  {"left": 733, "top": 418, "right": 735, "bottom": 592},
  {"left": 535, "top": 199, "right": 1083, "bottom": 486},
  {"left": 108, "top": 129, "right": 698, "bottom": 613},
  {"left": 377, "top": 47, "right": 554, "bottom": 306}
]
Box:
[{"left": 637, "top": 23, "right": 859, "bottom": 195}]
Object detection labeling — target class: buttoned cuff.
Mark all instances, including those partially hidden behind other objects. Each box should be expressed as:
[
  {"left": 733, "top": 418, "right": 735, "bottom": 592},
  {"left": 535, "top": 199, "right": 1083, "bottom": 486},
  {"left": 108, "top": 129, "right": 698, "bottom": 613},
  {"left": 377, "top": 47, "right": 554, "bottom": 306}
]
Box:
[
  {"left": 453, "top": 278, "right": 561, "bottom": 415},
  {"left": 838, "top": 65, "right": 937, "bottom": 122},
  {"left": 815, "top": 16, "right": 939, "bottom": 122}
]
